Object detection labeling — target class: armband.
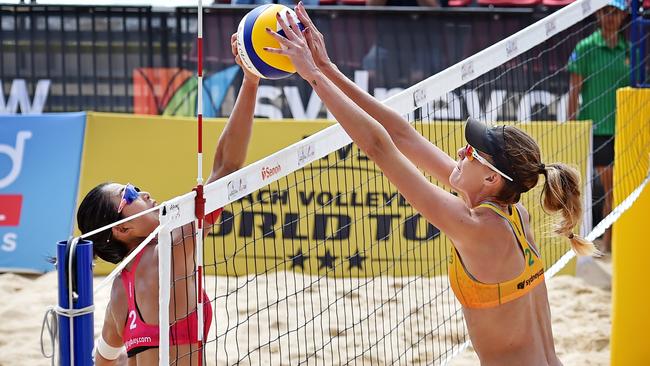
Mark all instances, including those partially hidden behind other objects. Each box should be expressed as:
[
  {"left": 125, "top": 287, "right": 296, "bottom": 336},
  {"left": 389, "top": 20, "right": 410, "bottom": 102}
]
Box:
[{"left": 94, "top": 337, "right": 123, "bottom": 360}]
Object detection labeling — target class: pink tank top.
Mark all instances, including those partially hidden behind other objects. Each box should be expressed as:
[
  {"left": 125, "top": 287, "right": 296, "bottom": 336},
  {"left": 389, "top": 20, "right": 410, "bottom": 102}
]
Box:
[{"left": 120, "top": 249, "right": 213, "bottom": 358}]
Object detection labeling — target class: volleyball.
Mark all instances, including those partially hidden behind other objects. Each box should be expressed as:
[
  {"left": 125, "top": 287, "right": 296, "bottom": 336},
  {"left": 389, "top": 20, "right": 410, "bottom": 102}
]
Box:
[{"left": 236, "top": 4, "right": 304, "bottom": 80}]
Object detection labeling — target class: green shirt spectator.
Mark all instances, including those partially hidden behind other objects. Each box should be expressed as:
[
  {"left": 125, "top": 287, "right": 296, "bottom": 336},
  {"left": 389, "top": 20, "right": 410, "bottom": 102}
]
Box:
[
  {"left": 566, "top": 0, "right": 629, "bottom": 253},
  {"left": 567, "top": 29, "right": 629, "bottom": 136}
]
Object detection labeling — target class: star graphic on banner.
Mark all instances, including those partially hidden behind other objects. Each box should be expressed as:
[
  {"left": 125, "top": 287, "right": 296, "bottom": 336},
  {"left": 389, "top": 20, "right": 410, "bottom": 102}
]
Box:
[
  {"left": 347, "top": 249, "right": 366, "bottom": 270},
  {"left": 317, "top": 249, "right": 337, "bottom": 270},
  {"left": 288, "top": 248, "right": 309, "bottom": 270}
]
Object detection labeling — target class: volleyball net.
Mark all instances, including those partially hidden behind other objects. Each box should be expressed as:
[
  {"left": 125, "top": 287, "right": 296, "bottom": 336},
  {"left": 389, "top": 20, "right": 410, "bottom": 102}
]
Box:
[{"left": 48, "top": 0, "right": 650, "bottom": 364}]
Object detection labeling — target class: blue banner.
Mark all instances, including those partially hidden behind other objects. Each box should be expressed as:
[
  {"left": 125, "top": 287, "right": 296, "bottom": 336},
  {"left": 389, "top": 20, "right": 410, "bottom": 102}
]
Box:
[{"left": 0, "top": 113, "right": 86, "bottom": 273}]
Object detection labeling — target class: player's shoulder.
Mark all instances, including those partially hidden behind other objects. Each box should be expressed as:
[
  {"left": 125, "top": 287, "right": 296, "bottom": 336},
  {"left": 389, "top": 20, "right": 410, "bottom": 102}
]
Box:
[
  {"left": 575, "top": 31, "right": 601, "bottom": 51},
  {"left": 515, "top": 202, "right": 530, "bottom": 223},
  {"left": 107, "top": 273, "right": 128, "bottom": 323},
  {"left": 110, "top": 272, "right": 126, "bottom": 302},
  {"left": 139, "top": 243, "right": 159, "bottom": 272},
  {"left": 472, "top": 203, "right": 509, "bottom": 228}
]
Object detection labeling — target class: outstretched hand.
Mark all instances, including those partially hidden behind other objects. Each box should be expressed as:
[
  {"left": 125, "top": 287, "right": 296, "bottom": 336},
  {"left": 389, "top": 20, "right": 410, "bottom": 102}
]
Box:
[
  {"left": 231, "top": 33, "right": 260, "bottom": 83},
  {"left": 295, "top": 2, "right": 332, "bottom": 70},
  {"left": 264, "top": 11, "right": 321, "bottom": 83}
]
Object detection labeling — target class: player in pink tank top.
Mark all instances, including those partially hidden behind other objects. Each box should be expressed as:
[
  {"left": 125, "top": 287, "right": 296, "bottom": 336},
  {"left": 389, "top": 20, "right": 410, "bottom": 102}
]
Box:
[
  {"left": 120, "top": 248, "right": 214, "bottom": 358},
  {"left": 77, "top": 33, "right": 259, "bottom": 365}
]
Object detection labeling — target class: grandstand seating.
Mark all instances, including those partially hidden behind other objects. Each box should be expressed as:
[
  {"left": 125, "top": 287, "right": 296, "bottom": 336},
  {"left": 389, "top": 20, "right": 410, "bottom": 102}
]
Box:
[
  {"left": 478, "top": 0, "right": 541, "bottom": 6},
  {"left": 340, "top": 0, "right": 368, "bottom": 4},
  {"left": 448, "top": 0, "right": 473, "bottom": 6},
  {"left": 541, "top": 0, "right": 575, "bottom": 6}
]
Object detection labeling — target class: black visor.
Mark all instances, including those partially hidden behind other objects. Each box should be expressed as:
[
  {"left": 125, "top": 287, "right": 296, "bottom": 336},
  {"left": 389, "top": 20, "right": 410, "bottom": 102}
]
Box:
[{"left": 464, "top": 117, "right": 517, "bottom": 184}]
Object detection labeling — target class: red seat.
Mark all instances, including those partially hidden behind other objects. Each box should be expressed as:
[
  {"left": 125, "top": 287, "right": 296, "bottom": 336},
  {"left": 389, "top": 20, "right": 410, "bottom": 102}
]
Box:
[
  {"left": 478, "top": 0, "right": 540, "bottom": 6},
  {"left": 542, "top": 0, "right": 574, "bottom": 6},
  {"left": 319, "top": 0, "right": 338, "bottom": 4},
  {"left": 448, "top": 0, "right": 472, "bottom": 6}
]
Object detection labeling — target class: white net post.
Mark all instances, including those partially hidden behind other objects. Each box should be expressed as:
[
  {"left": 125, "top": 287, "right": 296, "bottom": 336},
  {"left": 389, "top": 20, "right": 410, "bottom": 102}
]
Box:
[
  {"left": 156, "top": 191, "right": 200, "bottom": 365},
  {"left": 158, "top": 208, "right": 172, "bottom": 366}
]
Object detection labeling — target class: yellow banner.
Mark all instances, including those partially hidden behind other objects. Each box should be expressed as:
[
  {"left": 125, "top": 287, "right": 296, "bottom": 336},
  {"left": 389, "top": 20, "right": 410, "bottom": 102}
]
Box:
[
  {"left": 80, "top": 113, "right": 588, "bottom": 276},
  {"left": 611, "top": 87, "right": 650, "bottom": 366},
  {"left": 613, "top": 87, "right": 650, "bottom": 207}
]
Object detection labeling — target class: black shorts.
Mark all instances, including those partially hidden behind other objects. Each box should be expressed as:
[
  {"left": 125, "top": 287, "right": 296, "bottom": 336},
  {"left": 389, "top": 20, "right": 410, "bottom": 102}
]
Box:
[{"left": 593, "top": 135, "right": 615, "bottom": 167}]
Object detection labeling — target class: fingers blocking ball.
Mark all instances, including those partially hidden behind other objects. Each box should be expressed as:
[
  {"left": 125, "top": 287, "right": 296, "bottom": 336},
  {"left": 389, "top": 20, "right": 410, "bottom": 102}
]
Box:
[{"left": 237, "top": 4, "right": 304, "bottom": 80}]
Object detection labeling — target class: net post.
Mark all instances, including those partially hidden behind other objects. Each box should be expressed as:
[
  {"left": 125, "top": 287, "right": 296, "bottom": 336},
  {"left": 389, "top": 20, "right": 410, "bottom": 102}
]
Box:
[
  {"left": 195, "top": 0, "right": 205, "bottom": 363},
  {"left": 158, "top": 210, "right": 172, "bottom": 366},
  {"left": 56, "top": 239, "right": 94, "bottom": 366}
]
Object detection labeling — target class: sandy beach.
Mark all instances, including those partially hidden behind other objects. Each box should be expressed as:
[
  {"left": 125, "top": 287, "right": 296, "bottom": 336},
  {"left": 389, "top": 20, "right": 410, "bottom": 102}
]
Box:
[{"left": 0, "top": 260, "right": 611, "bottom": 366}]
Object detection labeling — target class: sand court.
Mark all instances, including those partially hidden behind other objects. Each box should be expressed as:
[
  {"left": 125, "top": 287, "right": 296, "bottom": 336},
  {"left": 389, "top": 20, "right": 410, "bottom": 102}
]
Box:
[{"left": 0, "top": 264, "right": 610, "bottom": 365}]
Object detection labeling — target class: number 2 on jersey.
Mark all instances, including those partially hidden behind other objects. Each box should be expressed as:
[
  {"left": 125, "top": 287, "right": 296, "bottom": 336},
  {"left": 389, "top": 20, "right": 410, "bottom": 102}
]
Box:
[
  {"left": 524, "top": 248, "right": 534, "bottom": 266},
  {"left": 128, "top": 310, "right": 137, "bottom": 330}
]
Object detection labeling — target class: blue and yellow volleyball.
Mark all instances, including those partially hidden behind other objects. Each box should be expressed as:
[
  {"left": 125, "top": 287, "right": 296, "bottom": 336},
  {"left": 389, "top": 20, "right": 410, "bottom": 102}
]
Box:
[{"left": 236, "top": 4, "right": 304, "bottom": 80}]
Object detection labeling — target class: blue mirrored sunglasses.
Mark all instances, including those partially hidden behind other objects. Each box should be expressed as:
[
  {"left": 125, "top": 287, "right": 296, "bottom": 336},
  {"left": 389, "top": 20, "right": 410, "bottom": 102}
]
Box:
[{"left": 117, "top": 183, "right": 141, "bottom": 213}]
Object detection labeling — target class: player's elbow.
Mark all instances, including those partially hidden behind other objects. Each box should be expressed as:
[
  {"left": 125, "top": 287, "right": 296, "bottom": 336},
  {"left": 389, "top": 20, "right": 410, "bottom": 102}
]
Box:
[
  {"left": 362, "top": 130, "right": 394, "bottom": 162},
  {"left": 220, "top": 160, "right": 245, "bottom": 176},
  {"left": 209, "top": 160, "right": 244, "bottom": 183}
]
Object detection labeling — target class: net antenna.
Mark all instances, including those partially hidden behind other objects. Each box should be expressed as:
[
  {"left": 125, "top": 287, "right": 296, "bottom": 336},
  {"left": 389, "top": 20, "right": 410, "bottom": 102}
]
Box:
[
  {"left": 193, "top": 0, "right": 207, "bottom": 364},
  {"left": 157, "top": 1, "right": 207, "bottom": 362}
]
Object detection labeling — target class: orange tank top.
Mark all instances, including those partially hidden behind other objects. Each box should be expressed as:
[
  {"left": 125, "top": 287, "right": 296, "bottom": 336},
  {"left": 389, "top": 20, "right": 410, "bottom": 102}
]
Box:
[{"left": 448, "top": 202, "right": 545, "bottom": 309}]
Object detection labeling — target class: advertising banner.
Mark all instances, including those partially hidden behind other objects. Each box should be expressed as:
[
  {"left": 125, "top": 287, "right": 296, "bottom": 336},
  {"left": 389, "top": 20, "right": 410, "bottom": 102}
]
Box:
[
  {"left": 83, "top": 113, "right": 588, "bottom": 277},
  {"left": 0, "top": 113, "right": 86, "bottom": 273}
]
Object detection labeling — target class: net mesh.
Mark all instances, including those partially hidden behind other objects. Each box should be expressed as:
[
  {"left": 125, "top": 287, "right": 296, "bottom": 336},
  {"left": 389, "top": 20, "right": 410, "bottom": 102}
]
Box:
[
  {"left": 197, "top": 146, "right": 468, "bottom": 364},
  {"left": 87, "top": 1, "right": 650, "bottom": 365}
]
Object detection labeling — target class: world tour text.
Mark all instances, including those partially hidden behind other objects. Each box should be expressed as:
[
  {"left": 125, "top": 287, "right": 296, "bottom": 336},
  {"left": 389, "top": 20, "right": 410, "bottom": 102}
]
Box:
[{"left": 210, "top": 211, "right": 440, "bottom": 242}]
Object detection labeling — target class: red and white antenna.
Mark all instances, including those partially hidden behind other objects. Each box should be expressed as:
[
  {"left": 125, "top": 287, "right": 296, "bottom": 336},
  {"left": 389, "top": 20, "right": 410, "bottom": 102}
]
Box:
[{"left": 194, "top": 0, "right": 206, "bottom": 364}]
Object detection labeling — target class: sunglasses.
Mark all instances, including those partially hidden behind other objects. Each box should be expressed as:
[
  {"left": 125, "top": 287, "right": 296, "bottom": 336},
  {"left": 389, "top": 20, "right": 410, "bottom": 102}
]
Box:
[
  {"left": 117, "top": 183, "right": 141, "bottom": 214},
  {"left": 464, "top": 145, "right": 514, "bottom": 182}
]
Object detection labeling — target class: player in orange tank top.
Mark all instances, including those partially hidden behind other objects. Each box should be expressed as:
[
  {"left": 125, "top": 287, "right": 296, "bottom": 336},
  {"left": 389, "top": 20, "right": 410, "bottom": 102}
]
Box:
[
  {"left": 77, "top": 33, "right": 258, "bottom": 365},
  {"left": 268, "top": 4, "right": 599, "bottom": 364}
]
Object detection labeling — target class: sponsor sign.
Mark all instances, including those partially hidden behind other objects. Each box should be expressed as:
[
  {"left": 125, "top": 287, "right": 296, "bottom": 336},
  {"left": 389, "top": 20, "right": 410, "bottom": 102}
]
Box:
[
  {"left": 261, "top": 164, "right": 281, "bottom": 181},
  {"left": 0, "top": 113, "right": 85, "bottom": 272},
  {"left": 83, "top": 114, "right": 588, "bottom": 277}
]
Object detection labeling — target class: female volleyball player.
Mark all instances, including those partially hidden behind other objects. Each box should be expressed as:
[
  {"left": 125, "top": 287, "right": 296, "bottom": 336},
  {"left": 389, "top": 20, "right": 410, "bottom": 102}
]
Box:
[
  {"left": 266, "top": 4, "right": 597, "bottom": 365},
  {"left": 77, "top": 33, "right": 258, "bottom": 365}
]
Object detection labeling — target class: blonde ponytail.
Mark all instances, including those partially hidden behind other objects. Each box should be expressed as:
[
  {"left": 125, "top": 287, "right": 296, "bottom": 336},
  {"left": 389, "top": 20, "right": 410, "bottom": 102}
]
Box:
[{"left": 541, "top": 163, "right": 600, "bottom": 256}]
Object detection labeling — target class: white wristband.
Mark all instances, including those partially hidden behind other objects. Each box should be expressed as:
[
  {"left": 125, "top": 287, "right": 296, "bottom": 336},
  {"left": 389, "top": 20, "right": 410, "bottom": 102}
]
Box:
[{"left": 94, "top": 337, "right": 124, "bottom": 360}]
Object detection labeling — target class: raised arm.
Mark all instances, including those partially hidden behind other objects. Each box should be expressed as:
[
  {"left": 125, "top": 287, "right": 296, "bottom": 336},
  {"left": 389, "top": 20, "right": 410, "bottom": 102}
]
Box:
[
  {"left": 306, "top": 74, "right": 474, "bottom": 241},
  {"left": 207, "top": 33, "right": 259, "bottom": 184},
  {"left": 295, "top": 3, "right": 456, "bottom": 187},
  {"left": 170, "top": 33, "right": 258, "bottom": 268},
  {"left": 265, "top": 14, "right": 480, "bottom": 244}
]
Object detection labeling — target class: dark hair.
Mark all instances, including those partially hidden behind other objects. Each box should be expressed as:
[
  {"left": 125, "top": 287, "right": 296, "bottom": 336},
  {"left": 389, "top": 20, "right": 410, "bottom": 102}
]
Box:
[
  {"left": 77, "top": 182, "right": 129, "bottom": 263},
  {"left": 597, "top": 6, "right": 631, "bottom": 38},
  {"left": 495, "top": 126, "right": 598, "bottom": 256}
]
